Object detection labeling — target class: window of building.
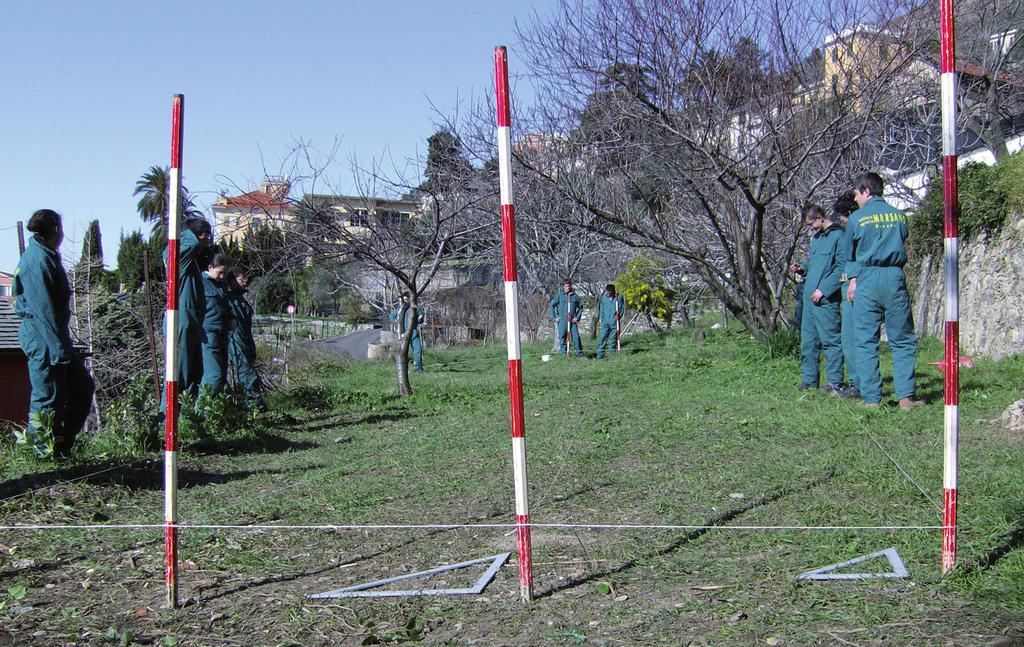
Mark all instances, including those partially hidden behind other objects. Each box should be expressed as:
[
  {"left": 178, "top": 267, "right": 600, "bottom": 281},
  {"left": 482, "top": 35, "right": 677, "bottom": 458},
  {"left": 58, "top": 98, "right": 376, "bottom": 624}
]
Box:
[
  {"left": 350, "top": 209, "right": 370, "bottom": 227},
  {"left": 991, "top": 29, "right": 1018, "bottom": 57},
  {"left": 831, "top": 48, "right": 840, "bottom": 63},
  {"left": 0, "top": 285, "right": 9, "bottom": 297}
]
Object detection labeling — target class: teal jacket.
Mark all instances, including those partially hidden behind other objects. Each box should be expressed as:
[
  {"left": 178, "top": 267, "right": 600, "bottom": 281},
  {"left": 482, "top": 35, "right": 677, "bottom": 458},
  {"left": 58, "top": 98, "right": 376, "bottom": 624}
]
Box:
[
  {"left": 389, "top": 304, "right": 421, "bottom": 337},
  {"left": 549, "top": 291, "right": 583, "bottom": 322},
  {"left": 838, "top": 223, "right": 856, "bottom": 282},
  {"left": 201, "top": 273, "right": 232, "bottom": 337},
  {"left": 164, "top": 229, "right": 206, "bottom": 330},
  {"left": 14, "top": 236, "right": 74, "bottom": 365},
  {"left": 804, "top": 225, "right": 846, "bottom": 300},
  {"left": 846, "top": 196, "right": 909, "bottom": 277},
  {"left": 226, "top": 283, "right": 256, "bottom": 354},
  {"left": 598, "top": 293, "right": 624, "bottom": 325}
]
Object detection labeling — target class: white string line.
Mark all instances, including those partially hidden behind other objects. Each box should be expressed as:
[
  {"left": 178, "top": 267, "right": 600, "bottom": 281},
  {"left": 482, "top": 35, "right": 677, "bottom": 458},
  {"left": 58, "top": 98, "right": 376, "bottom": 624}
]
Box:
[{"left": 0, "top": 522, "right": 948, "bottom": 532}]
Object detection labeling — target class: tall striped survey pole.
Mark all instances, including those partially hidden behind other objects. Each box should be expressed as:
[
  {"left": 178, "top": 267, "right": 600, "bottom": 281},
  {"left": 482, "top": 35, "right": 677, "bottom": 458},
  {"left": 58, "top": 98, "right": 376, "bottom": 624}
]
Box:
[
  {"left": 164, "top": 94, "right": 185, "bottom": 607},
  {"left": 939, "top": 0, "right": 959, "bottom": 575},
  {"left": 494, "top": 45, "right": 533, "bottom": 602}
]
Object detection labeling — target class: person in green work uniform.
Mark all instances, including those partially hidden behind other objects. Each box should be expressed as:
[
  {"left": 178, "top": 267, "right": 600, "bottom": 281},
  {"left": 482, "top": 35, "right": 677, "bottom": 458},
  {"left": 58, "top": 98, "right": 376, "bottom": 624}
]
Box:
[
  {"left": 225, "top": 271, "right": 266, "bottom": 411},
  {"left": 833, "top": 190, "right": 861, "bottom": 397},
  {"left": 389, "top": 291, "right": 423, "bottom": 371},
  {"left": 14, "top": 209, "right": 95, "bottom": 458},
  {"left": 200, "top": 253, "right": 234, "bottom": 398},
  {"left": 595, "top": 283, "right": 624, "bottom": 358},
  {"left": 162, "top": 217, "right": 210, "bottom": 411},
  {"left": 846, "top": 172, "right": 924, "bottom": 411},
  {"left": 789, "top": 204, "right": 848, "bottom": 396},
  {"left": 549, "top": 279, "right": 584, "bottom": 357}
]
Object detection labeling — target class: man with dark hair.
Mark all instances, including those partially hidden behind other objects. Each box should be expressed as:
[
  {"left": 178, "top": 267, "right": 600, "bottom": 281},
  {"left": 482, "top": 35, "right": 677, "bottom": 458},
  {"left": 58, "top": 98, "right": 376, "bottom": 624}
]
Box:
[
  {"left": 549, "top": 279, "right": 584, "bottom": 357},
  {"left": 790, "top": 203, "right": 847, "bottom": 396},
  {"left": 595, "top": 283, "right": 624, "bottom": 358},
  {"left": 846, "top": 172, "right": 923, "bottom": 411}
]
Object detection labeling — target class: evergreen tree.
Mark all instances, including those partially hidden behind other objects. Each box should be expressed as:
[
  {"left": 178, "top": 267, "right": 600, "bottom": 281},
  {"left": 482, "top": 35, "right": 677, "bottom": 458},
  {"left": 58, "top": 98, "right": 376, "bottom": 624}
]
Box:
[
  {"left": 80, "top": 219, "right": 104, "bottom": 269},
  {"left": 421, "top": 130, "right": 474, "bottom": 193},
  {"left": 116, "top": 230, "right": 147, "bottom": 291}
]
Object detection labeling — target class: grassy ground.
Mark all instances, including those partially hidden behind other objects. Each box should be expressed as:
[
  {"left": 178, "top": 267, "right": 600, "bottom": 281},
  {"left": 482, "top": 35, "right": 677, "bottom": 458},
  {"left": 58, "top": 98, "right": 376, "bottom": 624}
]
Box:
[{"left": 0, "top": 328, "right": 1022, "bottom": 645}]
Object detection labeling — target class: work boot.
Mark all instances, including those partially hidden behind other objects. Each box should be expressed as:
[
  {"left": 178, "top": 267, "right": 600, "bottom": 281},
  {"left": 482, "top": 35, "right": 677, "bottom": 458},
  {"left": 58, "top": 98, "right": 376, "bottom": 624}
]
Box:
[
  {"left": 899, "top": 397, "right": 925, "bottom": 412},
  {"left": 825, "top": 384, "right": 855, "bottom": 399}
]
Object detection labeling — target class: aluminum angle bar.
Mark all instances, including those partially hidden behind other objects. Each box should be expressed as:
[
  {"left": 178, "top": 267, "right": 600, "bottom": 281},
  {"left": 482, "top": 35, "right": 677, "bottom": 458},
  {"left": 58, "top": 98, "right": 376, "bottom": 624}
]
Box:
[
  {"left": 310, "top": 552, "right": 511, "bottom": 598},
  {"left": 797, "top": 547, "right": 910, "bottom": 581}
]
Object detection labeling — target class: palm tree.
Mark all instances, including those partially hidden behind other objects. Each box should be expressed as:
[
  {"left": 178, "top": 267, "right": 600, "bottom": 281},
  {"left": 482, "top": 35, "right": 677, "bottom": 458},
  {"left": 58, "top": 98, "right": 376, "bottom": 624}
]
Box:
[{"left": 134, "top": 165, "right": 203, "bottom": 238}]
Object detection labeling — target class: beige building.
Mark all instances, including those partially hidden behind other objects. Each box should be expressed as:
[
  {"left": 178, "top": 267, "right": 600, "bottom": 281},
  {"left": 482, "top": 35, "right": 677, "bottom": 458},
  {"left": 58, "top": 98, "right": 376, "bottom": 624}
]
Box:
[{"left": 212, "top": 178, "right": 294, "bottom": 244}]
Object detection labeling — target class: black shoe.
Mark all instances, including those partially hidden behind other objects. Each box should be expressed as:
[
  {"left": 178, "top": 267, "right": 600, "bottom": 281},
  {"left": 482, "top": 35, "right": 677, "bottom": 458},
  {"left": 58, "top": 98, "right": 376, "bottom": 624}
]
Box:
[
  {"left": 825, "top": 384, "right": 855, "bottom": 399},
  {"left": 797, "top": 382, "right": 816, "bottom": 390}
]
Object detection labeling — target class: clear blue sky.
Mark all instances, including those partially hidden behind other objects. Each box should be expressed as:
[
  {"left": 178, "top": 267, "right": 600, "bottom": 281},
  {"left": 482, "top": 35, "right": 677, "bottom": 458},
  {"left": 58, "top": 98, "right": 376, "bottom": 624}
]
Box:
[{"left": 0, "top": 0, "right": 556, "bottom": 273}]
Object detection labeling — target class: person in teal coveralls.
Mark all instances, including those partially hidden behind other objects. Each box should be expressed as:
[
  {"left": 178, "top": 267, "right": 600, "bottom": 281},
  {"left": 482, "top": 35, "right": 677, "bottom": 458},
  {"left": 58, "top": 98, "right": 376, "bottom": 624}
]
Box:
[
  {"left": 789, "top": 204, "right": 847, "bottom": 395},
  {"left": 845, "top": 172, "right": 924, "bottom": 411},
  {"left": 200, "top": 253, "right": 234, "bottom": 398},
  {"left": 14, "top": 209, "right": 95, "bottom": 457},
  {"left": 833, "top": 190, "right": 861, "bottom": 397},
  {"left": 549, "top": 279, "right": 583, "bottom": 357},
  {"left": 226, "top": 271, "right": 266, "bottom": 411},
  {"left": 163, "top": 217, "right": 210, "bottom": 410},
  {"left": 389, "top": 291, "right": 423, "bottom": 371},
  {"left": 595, "top": 283, "right": 624, "bottom": 358}
]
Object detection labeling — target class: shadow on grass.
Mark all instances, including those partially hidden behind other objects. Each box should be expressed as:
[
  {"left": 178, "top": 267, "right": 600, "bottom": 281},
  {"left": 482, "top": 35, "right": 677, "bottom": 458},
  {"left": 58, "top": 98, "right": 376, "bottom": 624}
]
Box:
[
  {"left": 536, "top": 466, "right": 837, "bottom": 600},
  {"left": 0, "top": 461, "right": 325, "bottom": 499},
  {"left": 190, "top": 433, "right": 319, "bottom": 456},
  {"left": 298, "top": 411, "right": 414, "bottom": 434}
]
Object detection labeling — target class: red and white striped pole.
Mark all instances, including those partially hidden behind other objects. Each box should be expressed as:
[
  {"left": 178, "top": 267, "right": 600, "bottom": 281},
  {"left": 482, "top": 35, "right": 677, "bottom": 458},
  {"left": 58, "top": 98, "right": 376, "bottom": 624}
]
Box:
[
  {"left": 494, "top": 45, "right": 533, "bottom": 603},
  {"left": 164, "top": 94, "right": 185, "bottom": 607},
  {"left": 939, "top": 0, "right": 959, "bottom": 575}
]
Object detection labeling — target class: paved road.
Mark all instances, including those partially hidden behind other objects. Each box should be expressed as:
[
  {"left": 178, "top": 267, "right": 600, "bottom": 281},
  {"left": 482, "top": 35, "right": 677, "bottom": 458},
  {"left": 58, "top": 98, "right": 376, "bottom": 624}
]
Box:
[{"left": 300, "top": 327, "right": 386, "bottom": 360}]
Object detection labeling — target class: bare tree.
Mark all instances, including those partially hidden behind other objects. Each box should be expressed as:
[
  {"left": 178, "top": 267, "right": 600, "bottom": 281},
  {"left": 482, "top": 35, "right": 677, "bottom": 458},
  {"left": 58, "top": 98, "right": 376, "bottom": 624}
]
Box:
[
  {"left": 511, "top": 0, "right": 927, "bottom": 335},
  {"left": 284, "top": 141, "right": 497, "bottom": 395}
]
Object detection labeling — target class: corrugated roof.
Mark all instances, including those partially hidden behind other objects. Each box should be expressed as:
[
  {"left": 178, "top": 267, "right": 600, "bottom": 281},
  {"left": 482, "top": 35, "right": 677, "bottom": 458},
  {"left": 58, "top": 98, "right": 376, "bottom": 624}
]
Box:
[{"left": 0, "top": 299, "right": 22, "bottom": 353}]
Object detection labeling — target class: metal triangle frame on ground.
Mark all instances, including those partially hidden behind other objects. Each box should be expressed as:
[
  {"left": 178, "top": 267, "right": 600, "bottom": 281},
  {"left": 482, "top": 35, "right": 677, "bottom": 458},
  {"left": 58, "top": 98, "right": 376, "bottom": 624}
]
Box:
[
  {"left": 797, "top": 547, "right": 910, "bottom": 580},
  {"left": 309, "top": 552, "right": 511, "bottom": 598}
]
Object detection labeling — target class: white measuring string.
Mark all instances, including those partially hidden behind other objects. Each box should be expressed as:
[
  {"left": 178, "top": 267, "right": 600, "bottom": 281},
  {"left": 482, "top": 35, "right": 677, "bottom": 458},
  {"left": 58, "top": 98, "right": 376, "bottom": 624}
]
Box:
[{"left": 0, "top": 521, "right": 947, "bottom": 532}]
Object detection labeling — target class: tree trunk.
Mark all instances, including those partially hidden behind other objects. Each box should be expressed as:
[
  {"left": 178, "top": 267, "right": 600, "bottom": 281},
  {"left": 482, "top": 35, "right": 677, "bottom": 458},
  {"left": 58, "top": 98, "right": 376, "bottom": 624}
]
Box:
[{"left": 395, "top": 329, "right": 412, "bottom": 396}]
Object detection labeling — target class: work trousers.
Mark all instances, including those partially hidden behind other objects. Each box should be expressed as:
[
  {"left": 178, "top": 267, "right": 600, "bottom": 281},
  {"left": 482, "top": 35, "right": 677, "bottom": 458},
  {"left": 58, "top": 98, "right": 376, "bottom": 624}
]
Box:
[
  {"left": 556, "top": 321, "right": 583, "bottom": 357},
  {"left": 853, "top": 267, "right": 917, "bottom": 404},
  {"left": 596, "top": 322, "right": 618, "bottom": 358},
  {"left": 21, "top": 332, "right": 94, "bottom": 456},
  {"left": 800, "top": 293, "right": 843, "bottom": 387}
]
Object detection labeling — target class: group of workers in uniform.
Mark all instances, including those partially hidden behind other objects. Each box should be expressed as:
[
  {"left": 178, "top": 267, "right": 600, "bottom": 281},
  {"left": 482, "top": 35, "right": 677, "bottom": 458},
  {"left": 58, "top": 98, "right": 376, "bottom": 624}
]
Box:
[
  {"left": 549, "top": 280, "right": 625, "bottom": 359},
  {"left": 162, "top": 216, "right": 266, "bottom": 413},
  {"left": 791, "top": 172, "right": 924, "bottom": 411},
  {"left": 14, "top": 209, "right": 265, "bottom": 459}
]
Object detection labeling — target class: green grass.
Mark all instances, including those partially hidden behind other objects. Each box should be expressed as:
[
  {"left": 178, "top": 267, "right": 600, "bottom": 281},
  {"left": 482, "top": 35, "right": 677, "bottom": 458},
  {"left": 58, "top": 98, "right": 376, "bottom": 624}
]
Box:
[{"left": 0, "top": 329, "right": 1022, "bottom": 645}]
